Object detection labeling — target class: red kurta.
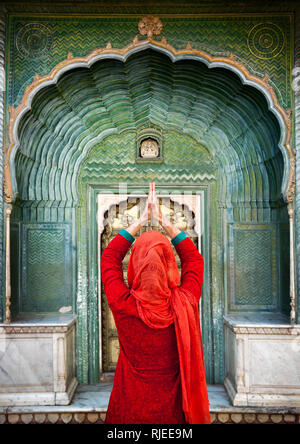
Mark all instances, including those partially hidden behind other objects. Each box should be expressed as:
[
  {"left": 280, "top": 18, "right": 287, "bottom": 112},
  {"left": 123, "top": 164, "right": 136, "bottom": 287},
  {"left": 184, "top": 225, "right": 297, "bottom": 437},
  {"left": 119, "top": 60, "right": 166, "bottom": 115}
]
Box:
[{"left": 101, "top": 233, "right": 204, "bottom": 424}]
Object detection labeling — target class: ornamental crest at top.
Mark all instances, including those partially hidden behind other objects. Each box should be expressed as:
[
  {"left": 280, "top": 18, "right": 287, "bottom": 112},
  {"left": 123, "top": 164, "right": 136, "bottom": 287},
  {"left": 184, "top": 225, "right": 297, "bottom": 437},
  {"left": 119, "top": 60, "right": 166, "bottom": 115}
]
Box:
[{"left": 138, "top": 16, "right": 163, "bottom": 39}]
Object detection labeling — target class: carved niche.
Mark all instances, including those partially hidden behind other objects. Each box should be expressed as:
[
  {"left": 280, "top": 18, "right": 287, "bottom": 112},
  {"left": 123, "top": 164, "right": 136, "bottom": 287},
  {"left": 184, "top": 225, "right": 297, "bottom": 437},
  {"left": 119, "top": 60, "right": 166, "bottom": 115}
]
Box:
[{"left": 136, "top": 128, "right": 163, "bottom": 163}]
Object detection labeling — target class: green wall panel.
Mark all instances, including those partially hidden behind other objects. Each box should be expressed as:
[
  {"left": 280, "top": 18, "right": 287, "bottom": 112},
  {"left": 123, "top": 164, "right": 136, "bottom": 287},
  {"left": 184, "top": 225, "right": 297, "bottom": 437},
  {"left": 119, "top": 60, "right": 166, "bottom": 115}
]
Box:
[
  {"left": 6, "top": 14, "right": 292, "bottom": 110},
  {"left": 20, "top": 223, "right": 72, "bottom": 312},
  {"left": 279, "top": 225, "right": 290, "bottom": 315},
  {"left": 228, "top": 224, "right": 278, "bottom": 312},
  {"left": 10, "top": 222, "right": 20, "bottom": 317}
]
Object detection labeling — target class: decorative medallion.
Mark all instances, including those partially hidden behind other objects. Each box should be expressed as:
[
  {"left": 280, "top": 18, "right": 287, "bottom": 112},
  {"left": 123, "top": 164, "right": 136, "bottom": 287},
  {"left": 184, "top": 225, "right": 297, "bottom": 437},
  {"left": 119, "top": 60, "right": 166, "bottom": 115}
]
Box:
[
  {"left": 16, "top": 23, "right": 53, "bottom": 58},
  {"left": 140, "top": 138, "right": 159, "bottom": 158},
  {"left": 138, "top": 16, "right": 163, "bottom": 39},
  {"left": 247, "top": 23, "right": 285, "bottom": 60}
]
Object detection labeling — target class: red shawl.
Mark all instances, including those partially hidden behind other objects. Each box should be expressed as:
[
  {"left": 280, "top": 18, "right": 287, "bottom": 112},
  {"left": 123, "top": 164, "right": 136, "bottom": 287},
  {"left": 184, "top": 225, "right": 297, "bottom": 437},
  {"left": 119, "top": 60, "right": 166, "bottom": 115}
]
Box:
[{"left": 127, "top": 230, "right": 210, "bottom": 424}]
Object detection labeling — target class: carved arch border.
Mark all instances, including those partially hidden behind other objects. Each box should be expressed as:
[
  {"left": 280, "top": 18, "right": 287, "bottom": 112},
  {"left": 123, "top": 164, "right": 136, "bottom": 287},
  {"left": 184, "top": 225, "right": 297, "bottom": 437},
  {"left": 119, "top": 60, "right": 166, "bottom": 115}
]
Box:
[{"left": 4, "top": 37, "right": 294, "bottom": 203}]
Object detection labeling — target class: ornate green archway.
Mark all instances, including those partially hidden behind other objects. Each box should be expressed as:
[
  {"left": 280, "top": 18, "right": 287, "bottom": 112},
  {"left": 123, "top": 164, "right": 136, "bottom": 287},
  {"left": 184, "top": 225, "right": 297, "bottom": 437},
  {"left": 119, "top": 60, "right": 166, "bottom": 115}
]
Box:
[{"left": 6, "top": 42, "right": 292, "bottom": 384}]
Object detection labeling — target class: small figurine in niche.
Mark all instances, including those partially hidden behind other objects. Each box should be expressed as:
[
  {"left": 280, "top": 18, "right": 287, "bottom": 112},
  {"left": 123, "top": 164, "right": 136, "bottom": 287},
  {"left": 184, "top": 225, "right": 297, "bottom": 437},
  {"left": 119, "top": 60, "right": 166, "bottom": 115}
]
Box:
[{"left": 140, "top": 138, "right": 159, "bottom": 158}]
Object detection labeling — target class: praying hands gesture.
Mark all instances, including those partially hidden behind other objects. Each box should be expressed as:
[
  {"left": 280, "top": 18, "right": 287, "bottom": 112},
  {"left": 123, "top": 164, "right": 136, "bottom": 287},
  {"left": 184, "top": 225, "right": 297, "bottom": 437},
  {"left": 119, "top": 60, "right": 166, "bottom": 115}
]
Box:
[{"left": 126, "top": 183, "right": 180, "bottom": 239}]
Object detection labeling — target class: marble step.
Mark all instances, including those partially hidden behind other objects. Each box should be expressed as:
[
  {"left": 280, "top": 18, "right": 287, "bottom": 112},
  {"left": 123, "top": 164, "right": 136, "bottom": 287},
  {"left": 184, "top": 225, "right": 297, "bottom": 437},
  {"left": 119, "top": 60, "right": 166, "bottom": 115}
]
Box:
[{"left": 0, "top": 384, "right": 299, "bottom": 424}]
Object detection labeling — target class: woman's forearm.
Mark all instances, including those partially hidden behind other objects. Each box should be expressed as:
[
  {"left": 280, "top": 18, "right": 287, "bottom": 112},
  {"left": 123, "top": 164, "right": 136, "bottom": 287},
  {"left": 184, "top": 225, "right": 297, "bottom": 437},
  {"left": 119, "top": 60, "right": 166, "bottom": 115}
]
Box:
[
  {"left": 160, "top": 215, "right": 181, "bottom": 239},
  {"left": 126, "top": 217, "right": 144, "bottom": 237}
]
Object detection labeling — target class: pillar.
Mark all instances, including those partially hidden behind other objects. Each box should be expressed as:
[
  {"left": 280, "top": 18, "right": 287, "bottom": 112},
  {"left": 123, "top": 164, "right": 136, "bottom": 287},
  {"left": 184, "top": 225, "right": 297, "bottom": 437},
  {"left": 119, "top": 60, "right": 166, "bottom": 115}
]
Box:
[{"left": 0, "top": 6, "right": 6, "bottom": 322}]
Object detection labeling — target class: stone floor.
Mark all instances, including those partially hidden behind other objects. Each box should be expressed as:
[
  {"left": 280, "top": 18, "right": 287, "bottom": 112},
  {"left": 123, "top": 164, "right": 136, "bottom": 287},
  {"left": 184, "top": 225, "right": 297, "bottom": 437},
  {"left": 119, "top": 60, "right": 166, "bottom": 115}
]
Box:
[{"left": 0, "top": 384, "right": 299, "bottom": 424}]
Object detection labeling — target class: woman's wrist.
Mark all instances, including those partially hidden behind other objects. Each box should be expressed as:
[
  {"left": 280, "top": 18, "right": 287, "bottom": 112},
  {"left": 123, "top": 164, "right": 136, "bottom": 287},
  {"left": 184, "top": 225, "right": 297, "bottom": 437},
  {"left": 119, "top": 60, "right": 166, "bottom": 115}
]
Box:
[
  {"left": 160, "top": 216, "right": 180, "bottom": 239},
  {"left": 171, "top": 231, "right": 188, "bottom": 246},
  {"left": 125, "top": 217, "right": 144, "bottom": 237},
  {"left": 119, "top": 228, "right": 135, "bottom": 244}
]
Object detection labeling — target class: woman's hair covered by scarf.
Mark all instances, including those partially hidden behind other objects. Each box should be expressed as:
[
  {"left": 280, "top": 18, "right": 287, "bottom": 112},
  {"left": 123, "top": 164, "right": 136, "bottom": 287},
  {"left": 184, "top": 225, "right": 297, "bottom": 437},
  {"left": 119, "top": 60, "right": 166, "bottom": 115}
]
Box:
[
  {"left": 127, "top": 230, "right": 181, "bottom": 328},
  {"left": 127, "top": 230, "right": 211, "bottom": 424}
]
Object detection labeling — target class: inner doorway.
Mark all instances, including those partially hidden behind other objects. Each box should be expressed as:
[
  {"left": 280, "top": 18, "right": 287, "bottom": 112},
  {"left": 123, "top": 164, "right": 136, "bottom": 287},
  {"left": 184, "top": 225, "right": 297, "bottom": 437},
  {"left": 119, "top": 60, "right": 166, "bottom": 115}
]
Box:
[{"left": 98, "top": 191, "right": 202, "bottom": 377}]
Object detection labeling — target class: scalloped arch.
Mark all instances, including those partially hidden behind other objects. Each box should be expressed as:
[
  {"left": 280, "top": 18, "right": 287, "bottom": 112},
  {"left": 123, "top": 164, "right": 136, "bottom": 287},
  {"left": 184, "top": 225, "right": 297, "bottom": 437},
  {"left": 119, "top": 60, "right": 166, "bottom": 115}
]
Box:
[{"left": 5, "top": 39, "right": 294, "bottom": 205}]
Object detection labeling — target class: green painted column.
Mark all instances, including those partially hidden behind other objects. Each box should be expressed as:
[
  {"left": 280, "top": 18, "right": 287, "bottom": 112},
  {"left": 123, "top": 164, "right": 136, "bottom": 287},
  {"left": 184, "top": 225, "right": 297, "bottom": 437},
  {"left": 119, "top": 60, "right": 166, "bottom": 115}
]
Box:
[
  {"left": 0, "top": 7, "right": 5, "bottom": 322},
  {"left": 295, "top": 9, "right": 300, "bottom": 324}
]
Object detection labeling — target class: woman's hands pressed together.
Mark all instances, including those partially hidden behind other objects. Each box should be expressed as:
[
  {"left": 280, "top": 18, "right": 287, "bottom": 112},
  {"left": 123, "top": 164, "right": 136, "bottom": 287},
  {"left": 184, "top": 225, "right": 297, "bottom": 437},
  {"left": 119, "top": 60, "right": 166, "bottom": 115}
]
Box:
[{"left": 126, "top": 183, "right": 180, "bottom": 239}]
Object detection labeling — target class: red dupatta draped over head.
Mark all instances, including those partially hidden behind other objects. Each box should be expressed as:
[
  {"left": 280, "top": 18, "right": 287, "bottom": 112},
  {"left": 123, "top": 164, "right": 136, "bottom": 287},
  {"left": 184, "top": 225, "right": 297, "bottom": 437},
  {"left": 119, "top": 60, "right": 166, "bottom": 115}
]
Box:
[{"left": 127, "top": 230, "right": 211, "bottom": 424}]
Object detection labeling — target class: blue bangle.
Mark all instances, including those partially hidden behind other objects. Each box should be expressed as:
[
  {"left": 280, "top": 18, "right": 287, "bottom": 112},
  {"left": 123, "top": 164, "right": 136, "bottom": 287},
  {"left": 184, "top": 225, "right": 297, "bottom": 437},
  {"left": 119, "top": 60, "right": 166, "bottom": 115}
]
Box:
[
  {"left": 171, "top": 231, "right": 188, "bottom": 246},
  {"left": 119, "top": 229, "right": 135, "bottom": 244}
]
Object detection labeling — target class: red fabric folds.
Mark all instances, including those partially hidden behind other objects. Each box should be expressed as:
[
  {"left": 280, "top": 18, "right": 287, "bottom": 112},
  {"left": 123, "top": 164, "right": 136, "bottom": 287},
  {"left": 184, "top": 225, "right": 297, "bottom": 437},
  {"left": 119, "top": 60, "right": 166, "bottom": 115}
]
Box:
[{"left": 127, "top": 230, "right": 210, "bottom": 424}]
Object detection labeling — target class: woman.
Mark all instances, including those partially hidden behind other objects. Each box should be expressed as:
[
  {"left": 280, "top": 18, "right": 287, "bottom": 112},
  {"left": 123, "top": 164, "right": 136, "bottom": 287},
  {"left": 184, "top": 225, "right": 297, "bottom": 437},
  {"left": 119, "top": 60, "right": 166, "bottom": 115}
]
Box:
[{"left": 100, "top": 183, "right": 210, "bottom": 424}]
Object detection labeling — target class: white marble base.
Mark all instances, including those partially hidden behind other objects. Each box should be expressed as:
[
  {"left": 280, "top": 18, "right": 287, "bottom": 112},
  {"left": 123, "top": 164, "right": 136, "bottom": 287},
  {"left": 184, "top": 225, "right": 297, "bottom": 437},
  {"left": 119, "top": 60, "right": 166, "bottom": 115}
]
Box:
[
  {"left": 224, "top": 314, "right": 300, "bottom": 408},
  {"left": 0, "top": 314, "right": 78, "bottom": 406},
  {"left": 1, "top": 383, "right": 299, "bottom": 424}
]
